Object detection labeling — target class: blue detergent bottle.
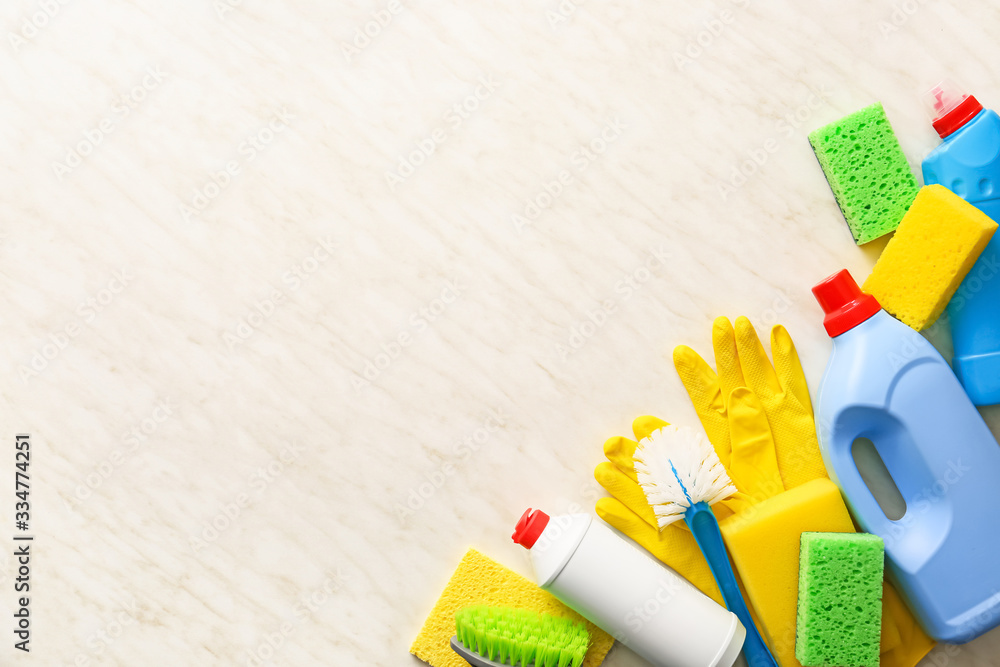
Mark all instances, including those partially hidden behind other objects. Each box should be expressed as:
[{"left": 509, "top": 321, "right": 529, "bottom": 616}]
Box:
[
  {"left": 811, "top": 269, "right": 1000, "bottom": 643},
  {"left": 921, "top": 80, "right": 1000, "bottom": 405}
]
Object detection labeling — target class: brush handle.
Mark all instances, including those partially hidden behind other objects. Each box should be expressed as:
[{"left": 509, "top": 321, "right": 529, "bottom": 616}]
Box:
[
  {"left": 685, "top": 501, "right": 778, "bottom": 667},
  {"left": 449, "top": 636, "right": 508, "bottom": 667}
]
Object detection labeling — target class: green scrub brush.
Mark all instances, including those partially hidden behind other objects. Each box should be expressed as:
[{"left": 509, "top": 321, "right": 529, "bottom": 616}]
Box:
[{"left": 450, "top": 606, "right": 590, "bottom": 667}]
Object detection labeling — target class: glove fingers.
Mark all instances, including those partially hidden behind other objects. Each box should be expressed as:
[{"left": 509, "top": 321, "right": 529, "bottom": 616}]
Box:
[
  {"left": 603, "top": 436, "right": 639, "bottom": 482},
  {"left": 632, "top": 415, "right": 670, "bottom": 442},
  {"left": 771, "top": 324, "right": 814, "bottom": 412},
  {"left": 595, "top": 497, "right": 726, "bottom": 607},
  {"left": 725, "top": 321, "right": 828, "bottom": 489},
  {"left": 673, "top": 345, "right": 732, "bottom": 466},
  {"left": 734, "top": 316, "right": 783, "bottom": 399},
  {"left": 595, "top": 461, "right": 658, "bottom": 527},
  {"left": 712, "top": 316, "right": 746, "bottom": 403},
  {"left": 717, "top": 494, "right": 751, "bottom": 517},
  {"left": 727, "top": 387, "right": 785, "bottom": 501}
]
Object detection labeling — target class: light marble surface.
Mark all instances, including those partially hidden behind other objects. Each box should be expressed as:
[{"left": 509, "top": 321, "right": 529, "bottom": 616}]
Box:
[{"left": 3, "top": 0, "right": 1000, "bottom": 664}]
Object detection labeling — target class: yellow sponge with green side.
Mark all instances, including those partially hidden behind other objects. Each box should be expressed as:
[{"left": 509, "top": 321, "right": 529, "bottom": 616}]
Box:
[
  {"left": 720, "top": 479, "right": 857, "bottom": 666},
  {"left": 862, "top": 184, "right": 998, "bottom": 330},
  {"left": 721, "top": 478, "right": 901, "bottom": 667},
  {"left": 796, "top": 532, "right": 885, "bottom": 667},
  {"left": 410, "top": 548, "right": 613, "bottom": 667},
  {"left": 809, "top": 102, "right": 919, "bottom": 244}
]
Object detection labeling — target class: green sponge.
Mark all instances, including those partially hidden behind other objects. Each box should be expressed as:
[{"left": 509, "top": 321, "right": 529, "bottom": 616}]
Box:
[
  {"left": 796, "top": 532, "right": 885, "bottom": 667},
  {"left": 809, "top": 102, "right": 919, "bottom": 245}
]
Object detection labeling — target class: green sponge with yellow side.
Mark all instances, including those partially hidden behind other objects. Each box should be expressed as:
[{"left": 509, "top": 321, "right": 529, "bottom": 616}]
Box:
[
  {"left": 863, "top": 184, "right": 997, "bottom": 330},
  {"left": 809, "top": 102, "right": 919, "bottom": 244},
  {"left": 796, "top": 532, "right": 885, "bottom": 667}
]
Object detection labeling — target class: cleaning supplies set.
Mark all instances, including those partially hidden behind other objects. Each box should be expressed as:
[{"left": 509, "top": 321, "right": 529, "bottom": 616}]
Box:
[
  {"left": 411, "top": 80, "right": 1000, "bottom": 667},
  {"left": 593, "top": 319, "right": 932, "bottom": 667},
  {"left": 807, "top": 81, "right": 1000, "bottom": 647}
]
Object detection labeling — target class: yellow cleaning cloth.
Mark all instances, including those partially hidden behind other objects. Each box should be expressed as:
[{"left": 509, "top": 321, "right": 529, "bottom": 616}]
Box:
[
  {"left": 720, "top": 480, "right": 845, "bottom": 662},
  {"left": 410, "top": 548, "right": 614, "bottom": 667},
  {"left": 720, "top": 478, "right": 910, "bottom": 663},
  {"left": 863, "top": 184, "right": 997, "bottom": 330}
]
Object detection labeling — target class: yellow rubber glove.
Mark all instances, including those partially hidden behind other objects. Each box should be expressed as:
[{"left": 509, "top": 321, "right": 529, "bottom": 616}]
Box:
[
  {"left": 673, "top": 316, "right": 828, "bottom": 490},
  {"left": 673, "top": 316, "right": 934, "bottom": 667}
]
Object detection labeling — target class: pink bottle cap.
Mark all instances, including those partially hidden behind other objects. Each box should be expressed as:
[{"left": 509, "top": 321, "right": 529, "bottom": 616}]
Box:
[{"left": 921, "top": 79, "right": 983, "bottom": 138}]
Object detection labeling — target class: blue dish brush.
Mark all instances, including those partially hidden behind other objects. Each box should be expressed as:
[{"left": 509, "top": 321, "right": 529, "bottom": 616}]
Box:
[{"left": 634, "top": 425, "right": 778, "bottom": 667}]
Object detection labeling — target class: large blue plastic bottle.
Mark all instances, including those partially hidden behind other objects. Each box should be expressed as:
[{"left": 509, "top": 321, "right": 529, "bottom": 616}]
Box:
[
  {"left": 921, "top": 80, "right": 1000, "bottom": 405},
  {"left": 811, "top": 269, "right": 1000, "bottom": 643}
]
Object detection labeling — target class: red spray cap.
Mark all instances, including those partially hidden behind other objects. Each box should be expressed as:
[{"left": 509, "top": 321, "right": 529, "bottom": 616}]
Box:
[
  {"left": 922, "top": 79, "right": 983, "bottom": 138},
  {"left": 512, "top": 508, "right": 549, "bottom": 549},
  {"left": 812, "top": 269, "right": 881, "bottom": 337}
]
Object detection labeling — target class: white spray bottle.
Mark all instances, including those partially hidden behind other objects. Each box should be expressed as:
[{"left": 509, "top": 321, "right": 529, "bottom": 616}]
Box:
[{"left": 512, "top": 508, "right": 745, "bottom": 667}]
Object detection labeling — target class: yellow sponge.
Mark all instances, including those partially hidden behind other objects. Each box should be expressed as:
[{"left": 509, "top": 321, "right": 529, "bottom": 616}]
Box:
[
  {"left": 719, "top": 478, "right": 933, "bottom": 667},
  {"left": 410, "top": 548, "right": 614, "bottom": 667},
  {"left": 862, "top": 184, "right": 997, "bottom": 330},
  {"left": 721, "top": 479, "right": 855, "bottom": 667}
]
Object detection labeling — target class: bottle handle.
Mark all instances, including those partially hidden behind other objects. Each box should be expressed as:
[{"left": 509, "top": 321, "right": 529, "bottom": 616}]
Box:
[{"left": 827, "top": 436, "right": 896, "bottom": 542}]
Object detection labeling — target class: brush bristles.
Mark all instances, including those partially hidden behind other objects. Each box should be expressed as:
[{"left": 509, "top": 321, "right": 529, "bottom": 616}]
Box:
[
  {"left": 455, "top": 606, "right": 590, "bottom": 667},
  {"left": 634, "top": 425, "right": 738, "bottom": 529}
]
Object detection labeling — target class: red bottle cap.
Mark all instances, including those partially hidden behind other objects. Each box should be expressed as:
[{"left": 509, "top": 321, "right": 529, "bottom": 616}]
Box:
[
  {"left": 812, "top": 269, "right": 881, "bottom": 337},
  {"left": 512, "top": 508, "right": 549, "bottom": 549},
  {"left": 933, "top": 94, "right": 983, "bottom": 138}
]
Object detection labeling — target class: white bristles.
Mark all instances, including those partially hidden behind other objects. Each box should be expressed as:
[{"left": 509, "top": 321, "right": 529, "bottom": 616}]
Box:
[{"left": 634, "top": 425, "right": 738, "bottom": 529}]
